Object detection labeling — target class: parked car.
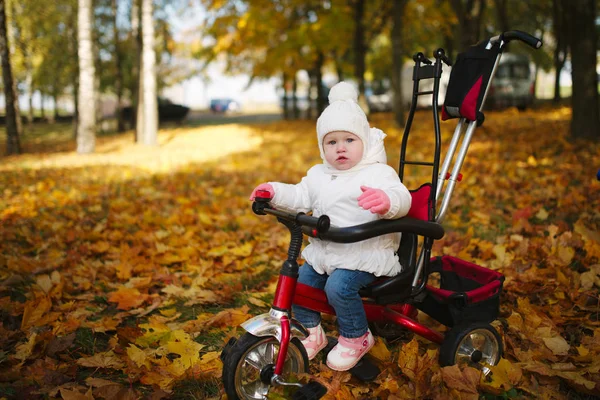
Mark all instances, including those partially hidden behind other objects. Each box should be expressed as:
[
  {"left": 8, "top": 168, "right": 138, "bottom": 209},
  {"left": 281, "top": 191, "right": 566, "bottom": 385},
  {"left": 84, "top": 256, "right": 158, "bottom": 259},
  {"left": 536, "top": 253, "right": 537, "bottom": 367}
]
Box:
[
  {"left": 210, "top": 98, "right": 240, "bottom": 113},
  {"left": 120, "top": 97, "right": 190, "bottom": 123},
  {"left": 485, "top": 53, "right": 535, "bottom": 110}
]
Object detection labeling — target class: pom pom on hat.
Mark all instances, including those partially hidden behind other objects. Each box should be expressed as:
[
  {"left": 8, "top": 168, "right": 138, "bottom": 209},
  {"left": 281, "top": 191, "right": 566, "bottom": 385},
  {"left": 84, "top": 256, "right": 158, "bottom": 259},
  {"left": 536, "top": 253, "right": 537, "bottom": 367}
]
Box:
[
  {"left": 316, "top": 82, "right": 370, "bottom": 159},
  {"left": 328, "top": 81, "right": 358, "bottom": 104}
]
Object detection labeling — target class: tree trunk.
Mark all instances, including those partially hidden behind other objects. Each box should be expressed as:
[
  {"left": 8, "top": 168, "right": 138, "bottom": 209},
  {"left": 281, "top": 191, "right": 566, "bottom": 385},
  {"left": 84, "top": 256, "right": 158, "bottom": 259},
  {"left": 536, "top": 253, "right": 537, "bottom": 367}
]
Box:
[
  {"left": 28, "top": 82, "right": 33, "bottom": 125},
  {"left": 352, "top": 0, "right": 368, "bottom": 111},
  {"left": 282, "top": 72, "right": 289, "bottom": 120},
  {"left": 494, "top": 0, "right": 509, "bottom": 33},
  {"left": 140, "top": 0, "right": 157, "bottom": 145},
  {"left": 391, "top": 0, "right": 408, "bottom": 127},
  {"left": 77, "top": 0, "right": 96, "bottom": 153},
  {"left": 552, "top": 0, "right": 568, "bottom": 103},
  {"left": 564, "top": 0, "right": 599, "bottom": 140},
  {"left": 307, "top": 70, "right": 315, "bottom": 120},
  {"left": 451, "top": 0, "right": 487, "bottom": 51},
  {"left": 53, "top": 89, "right": 59, "bottom": 122},
  {"left": 292, "top": 75, "right": 299, "bottom": 120},
  {"left": 333, "top": 50, "right": 345, "bottom": 81},
  {"left": 315, "top": 52, "right": 326, "bottom": 116},
  {"left": 0, "top": 0, "right": 21, "bottom": 155},
  {"left": 131, "top": 0, "right": 141, "bottom": 137},
  {"left": 112, "top": 0, "right": 125, "bottom": 132}
]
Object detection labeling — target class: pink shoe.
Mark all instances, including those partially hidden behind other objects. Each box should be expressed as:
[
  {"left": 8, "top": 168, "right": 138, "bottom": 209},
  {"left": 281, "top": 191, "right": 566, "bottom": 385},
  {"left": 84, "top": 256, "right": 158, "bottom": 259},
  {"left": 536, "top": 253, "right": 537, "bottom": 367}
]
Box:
[
  {"left": 326, "top": 329, "right": 375, "bottom": 371},
  {"left": 300, "top": 325, "right": 327, "bottom": 360}
]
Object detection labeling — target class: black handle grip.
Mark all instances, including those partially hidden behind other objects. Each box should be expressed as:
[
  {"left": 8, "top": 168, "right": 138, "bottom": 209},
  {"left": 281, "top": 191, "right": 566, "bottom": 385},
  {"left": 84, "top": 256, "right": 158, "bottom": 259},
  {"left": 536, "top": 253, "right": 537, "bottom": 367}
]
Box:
[
  {"left": 413, "top": 52, "right": 432, "bottom": 65},
  {"left": 434, "top": 48, "right": 452, "bottom": 66},
  {"left": 296, "top": 213, "right": 330, "bottom": 234},
  {"left": 502, "top": 30, "right": 543, "bottom": 49}
]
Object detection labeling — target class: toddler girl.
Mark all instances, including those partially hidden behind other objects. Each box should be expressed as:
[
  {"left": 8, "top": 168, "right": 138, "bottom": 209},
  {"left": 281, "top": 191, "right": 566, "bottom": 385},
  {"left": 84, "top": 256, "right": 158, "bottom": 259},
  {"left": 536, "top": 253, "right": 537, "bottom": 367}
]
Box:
[{"left": 250, "top": 82, "right": 411, "bottom": 371}]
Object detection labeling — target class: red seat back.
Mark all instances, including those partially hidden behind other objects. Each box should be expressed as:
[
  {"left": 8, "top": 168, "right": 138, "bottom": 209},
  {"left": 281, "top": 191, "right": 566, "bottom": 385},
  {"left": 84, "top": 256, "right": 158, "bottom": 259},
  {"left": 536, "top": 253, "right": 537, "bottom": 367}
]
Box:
[{"left": 406, "top": 184, "right": 432, "bottom": 221}]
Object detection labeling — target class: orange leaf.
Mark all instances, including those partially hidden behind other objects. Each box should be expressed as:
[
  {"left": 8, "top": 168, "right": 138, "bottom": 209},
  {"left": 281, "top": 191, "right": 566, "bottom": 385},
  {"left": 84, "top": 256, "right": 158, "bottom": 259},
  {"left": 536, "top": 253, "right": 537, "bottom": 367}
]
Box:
[
  {"left": 21, "top": 295, "right": 52, "bottom": 331},
  {"left": 107, "top": 287, "right": 148, "bottom": 310}
]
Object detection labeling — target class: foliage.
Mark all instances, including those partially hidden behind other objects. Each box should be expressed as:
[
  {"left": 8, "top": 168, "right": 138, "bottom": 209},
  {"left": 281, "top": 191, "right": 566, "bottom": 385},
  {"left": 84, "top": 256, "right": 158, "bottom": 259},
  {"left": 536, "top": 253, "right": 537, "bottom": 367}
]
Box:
[{"left": 0, "top": 107, "right": 599, "bottom": 398}]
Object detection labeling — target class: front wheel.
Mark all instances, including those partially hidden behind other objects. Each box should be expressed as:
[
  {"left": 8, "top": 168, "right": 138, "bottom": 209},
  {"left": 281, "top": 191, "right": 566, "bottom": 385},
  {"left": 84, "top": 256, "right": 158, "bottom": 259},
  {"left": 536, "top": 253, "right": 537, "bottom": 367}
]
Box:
[
  {"left": 439, "top": 322, "right": 503, "bottom": 375},
  {"left": 222, "top": 333, "right": 309, "bottom": 400}
]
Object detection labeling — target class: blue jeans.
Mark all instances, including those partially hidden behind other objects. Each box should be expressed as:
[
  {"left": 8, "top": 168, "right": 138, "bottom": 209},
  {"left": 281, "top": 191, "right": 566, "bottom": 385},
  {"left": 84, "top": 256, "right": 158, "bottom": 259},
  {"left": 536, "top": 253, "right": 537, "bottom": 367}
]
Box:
[{"left": 292, "top": 263, "right": 376, "bottom": 338}]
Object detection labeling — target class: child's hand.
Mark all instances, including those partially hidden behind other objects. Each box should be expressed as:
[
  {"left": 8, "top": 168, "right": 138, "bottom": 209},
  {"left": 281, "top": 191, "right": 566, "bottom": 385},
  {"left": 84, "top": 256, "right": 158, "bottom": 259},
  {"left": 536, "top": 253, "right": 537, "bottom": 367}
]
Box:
[
  {"left": 358, "top": 186, "right": 390, "bottom": 215},
  {"left": 249, "top": 183, "right": 275, "bottom": 200}
]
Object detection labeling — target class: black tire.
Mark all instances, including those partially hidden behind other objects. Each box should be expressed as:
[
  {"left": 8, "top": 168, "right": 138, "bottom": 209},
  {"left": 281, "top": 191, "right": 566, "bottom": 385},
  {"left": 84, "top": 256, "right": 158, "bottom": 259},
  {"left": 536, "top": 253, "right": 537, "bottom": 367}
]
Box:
[
  {"left": 222, "top": 333, "right": 309, "bottom": 400},
  {"left": 439, "top": 322, "right": 503, "bottom": 373}
]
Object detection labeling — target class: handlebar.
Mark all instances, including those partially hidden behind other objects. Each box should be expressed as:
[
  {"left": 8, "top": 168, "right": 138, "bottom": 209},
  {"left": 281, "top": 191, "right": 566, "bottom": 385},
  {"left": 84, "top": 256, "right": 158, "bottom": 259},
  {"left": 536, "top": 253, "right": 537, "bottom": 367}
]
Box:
[
  {"left": 490, "top": 30, "right": 543, "bottom": 49},
  {"left": 252, "top": 201, "right": 444, "bottom": 243}
]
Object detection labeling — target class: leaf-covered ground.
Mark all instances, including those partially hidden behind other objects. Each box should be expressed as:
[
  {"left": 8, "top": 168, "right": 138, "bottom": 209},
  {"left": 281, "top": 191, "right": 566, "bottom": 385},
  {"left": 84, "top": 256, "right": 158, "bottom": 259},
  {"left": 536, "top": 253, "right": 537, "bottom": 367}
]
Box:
[{"left": 0, "top": 107, "right": 599, "bottom": 399}]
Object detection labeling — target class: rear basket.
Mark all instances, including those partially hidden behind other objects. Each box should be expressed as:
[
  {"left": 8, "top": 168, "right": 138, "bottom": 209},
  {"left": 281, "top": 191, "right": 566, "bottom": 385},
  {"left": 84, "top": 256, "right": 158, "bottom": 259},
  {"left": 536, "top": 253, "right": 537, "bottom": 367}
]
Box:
[{"left": 416, "top": 256, "right": 504, "bottom": 328}]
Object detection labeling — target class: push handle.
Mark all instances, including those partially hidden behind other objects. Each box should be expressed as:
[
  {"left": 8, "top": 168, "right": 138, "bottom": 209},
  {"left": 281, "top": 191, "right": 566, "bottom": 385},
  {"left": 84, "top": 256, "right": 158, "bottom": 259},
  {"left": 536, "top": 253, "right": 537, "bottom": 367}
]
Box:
[
  {"left": 500, "top": 30, "right": 543, "bottom": 49},
  {"left": 434, "top": 48, "right": 452, "bottom": 66},
  {"left": 413, "top": 52, "right": 432, "bottom": 65}
]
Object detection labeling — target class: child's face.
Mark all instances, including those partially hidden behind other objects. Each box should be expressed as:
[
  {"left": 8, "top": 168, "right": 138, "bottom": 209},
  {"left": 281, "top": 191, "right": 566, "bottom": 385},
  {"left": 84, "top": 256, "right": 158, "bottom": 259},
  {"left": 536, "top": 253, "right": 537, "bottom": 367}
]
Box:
[{"left": 323, "top": 131, "right": 364, "bottom": 170}]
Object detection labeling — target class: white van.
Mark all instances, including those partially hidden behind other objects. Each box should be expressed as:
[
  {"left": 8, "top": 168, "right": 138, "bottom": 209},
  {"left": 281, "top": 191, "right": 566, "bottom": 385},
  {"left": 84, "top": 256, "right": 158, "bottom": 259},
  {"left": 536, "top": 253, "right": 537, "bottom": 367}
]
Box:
[{"left": 484, "top": 53, "right": 535, "bottom": 110}]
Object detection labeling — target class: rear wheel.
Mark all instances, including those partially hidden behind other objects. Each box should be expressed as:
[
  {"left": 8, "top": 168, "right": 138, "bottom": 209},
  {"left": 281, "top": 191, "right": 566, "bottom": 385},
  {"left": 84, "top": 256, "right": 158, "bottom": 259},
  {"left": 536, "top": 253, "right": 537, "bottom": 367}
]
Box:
[
  {"left": 222, "top": 333, "right": 309, "bottom": 400},
  {"left": 439, "top": 322, "right": 502, "bottom": 375}
]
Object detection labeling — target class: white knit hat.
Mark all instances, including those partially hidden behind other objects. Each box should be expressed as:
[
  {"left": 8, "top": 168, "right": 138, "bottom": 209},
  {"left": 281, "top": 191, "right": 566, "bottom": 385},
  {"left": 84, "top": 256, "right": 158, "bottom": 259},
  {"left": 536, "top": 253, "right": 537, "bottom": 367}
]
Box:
[{"left": 316, "top": 82, "right": 370, "bottom": 158}]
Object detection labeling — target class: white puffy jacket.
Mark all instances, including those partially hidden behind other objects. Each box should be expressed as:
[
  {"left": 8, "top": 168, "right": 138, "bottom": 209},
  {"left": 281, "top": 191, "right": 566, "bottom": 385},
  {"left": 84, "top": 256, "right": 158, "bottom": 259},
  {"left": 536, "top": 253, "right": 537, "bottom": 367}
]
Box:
[{"left": 270, "top": 162, "right": 412, "bottom": 277}]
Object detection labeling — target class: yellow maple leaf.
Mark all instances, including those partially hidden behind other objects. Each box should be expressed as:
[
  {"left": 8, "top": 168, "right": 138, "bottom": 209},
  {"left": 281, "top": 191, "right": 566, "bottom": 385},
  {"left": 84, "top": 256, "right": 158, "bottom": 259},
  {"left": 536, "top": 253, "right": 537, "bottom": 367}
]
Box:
[
  {"left": 231, "top": 242, "right": 254, "bottom": 257},
  {"left": 13, "top": 332, "right": 37, "bottom": 361},
  {"left": 397, "top": 338, "right": 419, "bottom": 380},
  {"left": 479, "top": 358, "right": 522, "bottom": 395},
  {"left": 442, "top": 364, "right": 480, "bottom": 394},
  {"left": 77, "top": 350, "right": 125, "bottom": 370},
  {"left": 91, "top": 241, "right": 111, "bottom": 253},
  {"left": 21, "top": 295, "right": 52, "bottom": 331},
  {"left": 108, "top": 287, "right": 148, "bottom": 310},
  {"left": 127, "top": 344, "right": 152, "bottom": 369},
  {"left": 369, "top": 337, "right": 391, "bottom": 361}
]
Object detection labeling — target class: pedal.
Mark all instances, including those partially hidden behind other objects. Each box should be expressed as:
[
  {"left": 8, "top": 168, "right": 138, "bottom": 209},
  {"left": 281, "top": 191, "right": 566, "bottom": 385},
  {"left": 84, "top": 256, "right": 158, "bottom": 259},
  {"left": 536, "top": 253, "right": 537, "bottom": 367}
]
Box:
[
  {"left": 323, "top": 336, "right": 381, "bottom": 382},
  {"left": 292, "top": 381, "right": 327, "bottom": 400}
]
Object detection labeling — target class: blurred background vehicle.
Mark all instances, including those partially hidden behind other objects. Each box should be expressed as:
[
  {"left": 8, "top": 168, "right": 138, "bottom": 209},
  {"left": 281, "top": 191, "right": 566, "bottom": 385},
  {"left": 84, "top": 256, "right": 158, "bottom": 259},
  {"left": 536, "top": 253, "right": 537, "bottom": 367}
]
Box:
[
  {"left": 210, "top": 98, "right": 241, "bottom": 113},
  {"left": 120, "top": 97, "right": 190, "bottom": 124},
  {"left": 485, "top": 53, "right": 535, "bottom": 110}
]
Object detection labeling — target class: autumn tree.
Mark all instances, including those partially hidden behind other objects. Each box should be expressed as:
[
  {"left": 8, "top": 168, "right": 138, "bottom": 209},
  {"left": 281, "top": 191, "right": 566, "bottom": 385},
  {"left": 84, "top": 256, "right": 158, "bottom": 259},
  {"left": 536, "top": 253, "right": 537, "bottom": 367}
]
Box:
[
  {"left": 551, "top": 0, "right": 568, "bottom": 103},
  {"left": 77, "top": 0, "right": 96, "bottom": 153},
  {"left": 0, "top": 0, "right": 21, "bottom": 155},
  {"left": 391, "top": 0, "right": 408, "bottom": 127}
]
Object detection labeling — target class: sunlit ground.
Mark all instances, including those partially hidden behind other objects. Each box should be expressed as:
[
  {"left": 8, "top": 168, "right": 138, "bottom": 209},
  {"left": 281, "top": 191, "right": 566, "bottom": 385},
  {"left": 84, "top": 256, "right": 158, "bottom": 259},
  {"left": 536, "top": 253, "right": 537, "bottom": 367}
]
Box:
[{"left": 0, "top": 122, "right": 263, "bottom": 172}]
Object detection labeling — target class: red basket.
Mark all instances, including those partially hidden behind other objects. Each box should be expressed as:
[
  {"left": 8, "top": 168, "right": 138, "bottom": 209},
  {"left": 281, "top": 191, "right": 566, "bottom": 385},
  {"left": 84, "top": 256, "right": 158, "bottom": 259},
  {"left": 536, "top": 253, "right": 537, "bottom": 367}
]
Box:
[{"left": 416, "top": 256, "right": 504, "bottom": 327}]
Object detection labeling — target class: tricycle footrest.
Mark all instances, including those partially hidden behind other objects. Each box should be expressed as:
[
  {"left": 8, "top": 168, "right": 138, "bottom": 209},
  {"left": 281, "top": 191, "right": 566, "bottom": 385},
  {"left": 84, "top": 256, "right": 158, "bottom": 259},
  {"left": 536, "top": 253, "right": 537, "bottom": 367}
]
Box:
[
  {"left": 324, "top": 337, "right": 380, "bottom": 382},
  {"left": 292, "top": 381, "right": 327, "bottom": 400}
]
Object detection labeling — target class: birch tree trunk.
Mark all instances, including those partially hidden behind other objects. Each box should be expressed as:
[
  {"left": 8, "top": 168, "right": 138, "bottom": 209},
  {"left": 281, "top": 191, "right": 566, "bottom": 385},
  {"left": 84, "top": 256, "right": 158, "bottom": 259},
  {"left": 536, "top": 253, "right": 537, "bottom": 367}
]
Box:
[
  {"left": 140, "top": 0, "right": 157, "bottom": 145},
  {"left": 77, "top": 0, "right": 96, "bottom": 153},
  {"left": 0, "top": 0, "right": 21, "bottom": 155}
]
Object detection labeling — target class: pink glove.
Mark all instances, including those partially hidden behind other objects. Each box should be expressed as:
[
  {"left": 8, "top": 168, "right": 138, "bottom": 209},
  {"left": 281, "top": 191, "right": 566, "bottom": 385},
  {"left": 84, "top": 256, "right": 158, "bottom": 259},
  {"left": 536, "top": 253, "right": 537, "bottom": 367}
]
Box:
[
  {"left": 249, "top": 183, "right": 275, "bottom": 201},
  {"left": 358, "top": 186, "right": 391, "bottom": 215}
]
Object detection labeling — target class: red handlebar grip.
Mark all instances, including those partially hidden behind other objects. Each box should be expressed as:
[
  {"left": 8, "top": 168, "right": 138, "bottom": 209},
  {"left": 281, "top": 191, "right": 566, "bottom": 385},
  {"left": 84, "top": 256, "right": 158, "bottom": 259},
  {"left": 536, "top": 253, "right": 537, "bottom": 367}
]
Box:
[{"left": 256, "top": 189, "right": 272, "bottom": 199}]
